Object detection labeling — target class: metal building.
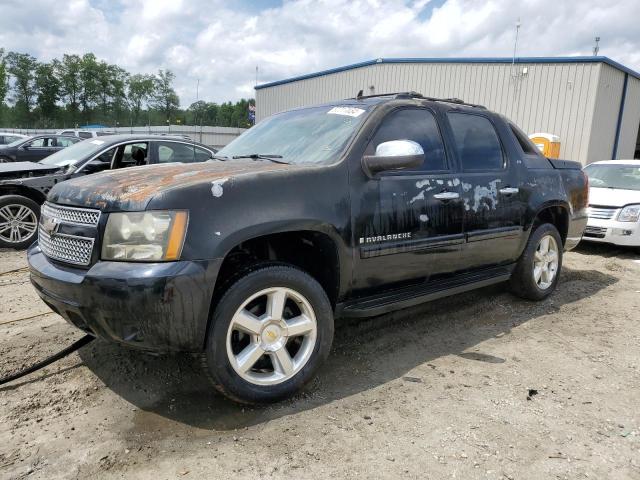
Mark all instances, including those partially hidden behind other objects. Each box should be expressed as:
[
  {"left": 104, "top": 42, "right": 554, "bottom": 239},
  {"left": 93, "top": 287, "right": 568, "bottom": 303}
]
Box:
[{"left": 255, "top": 57, "right": 640, "bottom": 165}]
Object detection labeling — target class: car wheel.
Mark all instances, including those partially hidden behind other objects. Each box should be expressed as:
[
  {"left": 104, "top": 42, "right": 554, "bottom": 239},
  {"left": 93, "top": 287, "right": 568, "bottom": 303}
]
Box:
[
  {"left": 0, "top": 156, "right": 12, "bottom": 163},
  {"left": 203, "top": 264, "right": 334, "bottom": 404},
  {"left": 0, "top": 195, "right": 40, "bottom": 250},
  {"left": 510, "top": 223, "right": 563, "bottom": 301}
]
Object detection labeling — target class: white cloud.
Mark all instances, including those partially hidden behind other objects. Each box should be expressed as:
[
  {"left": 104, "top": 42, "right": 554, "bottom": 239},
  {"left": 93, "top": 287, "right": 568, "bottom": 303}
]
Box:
[{"left": 1, "top": 0, "right": 639, "bottom": 106}]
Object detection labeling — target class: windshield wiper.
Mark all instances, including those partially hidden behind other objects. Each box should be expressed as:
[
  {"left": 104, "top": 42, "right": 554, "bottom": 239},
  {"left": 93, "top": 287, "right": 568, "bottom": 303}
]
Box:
[{"left": 231, "top": 154, "right": 289, "bottom": 164}]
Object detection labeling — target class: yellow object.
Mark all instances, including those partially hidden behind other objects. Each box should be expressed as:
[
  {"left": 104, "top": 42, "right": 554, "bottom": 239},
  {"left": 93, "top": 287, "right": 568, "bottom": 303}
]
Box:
[
  {"left": 165, "top": 211, "right": 189, "bottom": 260},
  {"left": 529, "top": 133, "right": 561, "bottom": 158}
]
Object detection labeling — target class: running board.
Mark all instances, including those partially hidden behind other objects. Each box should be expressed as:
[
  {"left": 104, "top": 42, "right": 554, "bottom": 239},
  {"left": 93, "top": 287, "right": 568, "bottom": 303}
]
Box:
[{"left": 337, "top": 265, "right": 514, "bottom": 318}]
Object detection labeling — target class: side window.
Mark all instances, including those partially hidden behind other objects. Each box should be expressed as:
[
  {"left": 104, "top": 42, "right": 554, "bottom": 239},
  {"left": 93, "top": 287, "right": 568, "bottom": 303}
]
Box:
[
  {"left": 509, "top": 124, "right": 539, "bottom": 155},
  {"left": 157, "top": 142, "right": 196, "bottom": 163},
  {"left": 78, "top": 132, "right": 92, "bottom": 139},
  {"left": 57, "top": 137, "right": 76, "bottom": 147},
  {"left": 448, "top": 113, "right": 505, "bottom": 170},
  {"left": 368, "top": 109, "right": 448, "bottom": 172},
  {"left": 60, "top": 131, "right": 74, "bottom": 136},
  {"left": 28, "top": 138, "right": 46, "bottom": 147},
  {"left": 117, "top": 142, "right": 149, "bottom": 168},
  {"left": 194, "top": 146, "right": 213, "bottom": 162}
]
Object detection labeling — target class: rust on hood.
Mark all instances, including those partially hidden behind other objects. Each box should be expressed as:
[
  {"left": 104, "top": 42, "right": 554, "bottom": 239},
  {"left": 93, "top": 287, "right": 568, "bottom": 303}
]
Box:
[{"left": 48, "top": 161, "right": 293, "bottom": 211}]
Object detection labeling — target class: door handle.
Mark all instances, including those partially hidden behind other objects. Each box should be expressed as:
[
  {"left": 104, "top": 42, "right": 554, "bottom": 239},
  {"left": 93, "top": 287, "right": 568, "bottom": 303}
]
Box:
[
  {"left": 499, "top": 187, "right": 519, "bottom": 195},
  {"left": 433, "top": 191, "right": 460, "bottom": 200}
]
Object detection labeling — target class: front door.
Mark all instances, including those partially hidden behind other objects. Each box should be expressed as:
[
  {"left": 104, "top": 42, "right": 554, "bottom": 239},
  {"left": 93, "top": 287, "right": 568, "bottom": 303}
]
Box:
[
  {"left": 445, "top": 111, "right": 526, "bottom": 269},
  {"left": 352, "top": 107, "right": 465, "bottom": 294}
]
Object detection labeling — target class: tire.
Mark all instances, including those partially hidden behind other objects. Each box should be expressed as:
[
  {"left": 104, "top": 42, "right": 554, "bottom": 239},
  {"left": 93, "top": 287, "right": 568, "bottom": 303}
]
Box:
[
  {"left": 510, "top": 223, "right": 563, "bottom": 301},
  {"left": 203, "top": 264, "right": 334, "bottom": 404},
  {"left": 0, "top": 195, "right": 40, "bottom": 250}
]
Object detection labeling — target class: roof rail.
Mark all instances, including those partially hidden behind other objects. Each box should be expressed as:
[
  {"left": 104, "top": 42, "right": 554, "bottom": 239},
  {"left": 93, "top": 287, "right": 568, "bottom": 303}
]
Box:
[{"left": 350, "top": 91, "right": 486, "bottom": 109}]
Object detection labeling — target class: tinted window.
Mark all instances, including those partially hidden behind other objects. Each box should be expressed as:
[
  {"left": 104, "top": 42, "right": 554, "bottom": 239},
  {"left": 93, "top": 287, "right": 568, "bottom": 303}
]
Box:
[
  {"left": 368, "top": 108, "right": 447, "bottom": 172},
  {"left": 448, "top": 113, "right": 504, "bottom": 170},
  {"left": 509, "top": 124, "right": 539, "bottom": 155},
  {"left": 56, "top": 137, "right": 76, "bottom": 147},
  {"left": 28, "top": 138, "right": 48, "bottom": 147},
  {"left": 78, "top": 132, "right": 92, "bottom": 139},
  {"left": 60, "top": 131, "right": 75, "bottom": 136},
  {"left": 157, "top": 142, "right": 197, "bottom": 163},
  {"left": 118, "top": 142, "right": 149, "bottom": 168}
]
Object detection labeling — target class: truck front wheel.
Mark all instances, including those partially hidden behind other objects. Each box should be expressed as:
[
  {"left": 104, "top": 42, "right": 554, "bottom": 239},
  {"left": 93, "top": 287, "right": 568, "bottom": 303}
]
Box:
[
  {"left": 510, "top": 223, "right": 563, "bottom": 300},
  {"left": 203, "top": 264, "right": 334, "bottom": 404}
]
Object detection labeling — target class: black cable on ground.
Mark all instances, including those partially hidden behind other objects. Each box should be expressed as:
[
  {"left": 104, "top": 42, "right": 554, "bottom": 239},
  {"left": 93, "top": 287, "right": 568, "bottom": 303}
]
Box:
[{"left": 0, "top": 334, "right": 95, "bottom": 386}]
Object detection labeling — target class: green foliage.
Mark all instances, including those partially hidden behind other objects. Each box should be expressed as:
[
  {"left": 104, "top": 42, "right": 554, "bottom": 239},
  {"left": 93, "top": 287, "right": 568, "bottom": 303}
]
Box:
[{"left": 0, "top": 50, "right": 254, "bottom": 129}]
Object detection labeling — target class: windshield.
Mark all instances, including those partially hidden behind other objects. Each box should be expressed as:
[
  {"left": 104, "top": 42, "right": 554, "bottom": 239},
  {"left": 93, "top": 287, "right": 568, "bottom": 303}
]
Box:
[
  {"left": 6, "top": 137, "right": 28, "bottom": 148},
  {"left": 38, "top": 139, "right": 108, "bottom": 167},
  {"left": 584, "top": 163, "right": 640, "bottom": 191},
  {"left": 216, "top": 105, "right": 371, "bottom": 165}
]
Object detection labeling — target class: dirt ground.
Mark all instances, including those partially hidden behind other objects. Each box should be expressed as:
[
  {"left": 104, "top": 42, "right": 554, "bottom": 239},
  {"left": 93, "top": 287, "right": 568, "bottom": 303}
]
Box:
[{"left": 0, "top": 243, "right": 639, "bottom": 480}]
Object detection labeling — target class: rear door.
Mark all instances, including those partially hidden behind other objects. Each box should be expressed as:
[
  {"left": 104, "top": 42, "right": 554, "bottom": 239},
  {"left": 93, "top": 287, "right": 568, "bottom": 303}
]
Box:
[
  {"left": 352, "top": 107, "right": 465, "bottom": 292},
  {"left": 445, "top": 111, "right": 526, "bottom": 269}
]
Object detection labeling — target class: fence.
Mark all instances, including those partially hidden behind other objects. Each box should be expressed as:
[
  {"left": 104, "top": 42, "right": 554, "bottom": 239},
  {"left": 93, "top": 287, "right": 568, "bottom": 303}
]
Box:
[{"left": 1, "top": 125, "right": 247, "bottom": 149}]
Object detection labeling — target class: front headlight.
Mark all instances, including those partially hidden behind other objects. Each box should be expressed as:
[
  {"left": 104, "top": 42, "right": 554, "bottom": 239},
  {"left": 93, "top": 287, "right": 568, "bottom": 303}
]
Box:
[
  {"left": 102, "top": 211, "right": 188, "bottom": 261},
  {"left": 617, "top": 205, "right": 640, "bottom": 222}
]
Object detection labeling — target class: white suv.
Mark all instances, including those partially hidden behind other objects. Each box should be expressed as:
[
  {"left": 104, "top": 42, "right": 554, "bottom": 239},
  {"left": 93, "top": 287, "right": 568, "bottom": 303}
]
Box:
[
  {"left": 583, "top": 160, "right": 640, "bottom": 247},
  {"left": 57, "top": 129, "right": 114, "bottom": 139}
]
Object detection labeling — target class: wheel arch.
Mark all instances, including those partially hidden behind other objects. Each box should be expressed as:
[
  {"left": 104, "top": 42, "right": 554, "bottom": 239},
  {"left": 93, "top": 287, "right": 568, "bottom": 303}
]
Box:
[
  {"left": 0, "top": 185, "right": 47, "bottom": 206},
  {"left": 529, "top": 201, "right": 570, "bottom": 246}
]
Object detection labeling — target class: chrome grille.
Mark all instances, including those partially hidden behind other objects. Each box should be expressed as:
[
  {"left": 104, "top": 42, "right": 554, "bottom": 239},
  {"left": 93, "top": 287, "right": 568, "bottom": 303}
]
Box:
[
  {"left": 41, "top": 202, "right": 101, "bottom": 226},
  {"left": 38, "top": 202, "right": 100, "bottom": 266},
  {"left": 587, "top": 206, "right": 617, "bottom": 220},
  {"left": 38, "top": 227, "right": 94, "bottom": 266},
  {"left": 583, "top": 226, "right": 607, "bottom": 239}
]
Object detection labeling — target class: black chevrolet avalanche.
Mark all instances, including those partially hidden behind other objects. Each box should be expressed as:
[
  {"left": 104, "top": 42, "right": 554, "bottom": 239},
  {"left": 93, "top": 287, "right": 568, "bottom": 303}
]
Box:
[{"left": 28, "top": 93, "right": 589, "bottom": 404}]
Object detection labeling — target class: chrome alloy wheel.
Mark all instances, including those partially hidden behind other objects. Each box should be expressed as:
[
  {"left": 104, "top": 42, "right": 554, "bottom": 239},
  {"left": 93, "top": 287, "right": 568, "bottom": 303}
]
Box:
[
  {"left": 533, "top": 234, "right": 559, "bottom": 290},
  {"left": 226, "top": 287, "right": 317, "bottom": 386},
  {"left": 0, "top": 204, "right": 38, "bottom": 244}
]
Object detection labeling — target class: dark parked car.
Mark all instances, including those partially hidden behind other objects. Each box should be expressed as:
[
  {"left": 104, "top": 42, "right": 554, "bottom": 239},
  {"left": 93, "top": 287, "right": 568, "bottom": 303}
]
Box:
[
  {"left": 29, "top": 93, "right": 588, "bottom": 403},
  {"left": 0, "top": 134, "right": 81, "bottom": 163},
  {"left": 0, "top": 134, "right": 217, "bottom": 248}
]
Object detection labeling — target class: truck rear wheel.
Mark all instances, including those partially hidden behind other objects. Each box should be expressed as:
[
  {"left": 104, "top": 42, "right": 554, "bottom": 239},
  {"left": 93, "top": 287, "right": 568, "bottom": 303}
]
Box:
[
  {"left": 203, "top": 264, "right": 334, "bottom": 404},
  {"left": 510, "top": 223, "right": 563, "bottom": 300},
  {"left": 0, "top": 195, "right": 40, "bottom": 250}
]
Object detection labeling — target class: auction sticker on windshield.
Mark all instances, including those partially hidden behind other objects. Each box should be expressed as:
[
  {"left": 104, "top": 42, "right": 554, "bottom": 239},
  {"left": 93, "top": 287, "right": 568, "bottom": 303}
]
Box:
[
  {"left": 90, "top": 140, "right": 105, "bottom": 145},
  {"left": 327, "top": 106, "right": 366, "bottom": 117}
]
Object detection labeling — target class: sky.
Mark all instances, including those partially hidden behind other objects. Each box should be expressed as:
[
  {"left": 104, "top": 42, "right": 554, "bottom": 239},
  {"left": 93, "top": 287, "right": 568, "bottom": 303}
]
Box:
[{"left": 1, "top": 0, "right": 639, "bottom": 107}]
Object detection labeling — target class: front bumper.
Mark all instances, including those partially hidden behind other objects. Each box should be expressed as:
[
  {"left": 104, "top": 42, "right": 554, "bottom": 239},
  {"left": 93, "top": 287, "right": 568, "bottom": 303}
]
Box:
[
  {"left": 28, "top": 245, "right": 222, "bottom": 352},
  {"left": 582, "top": 217, "right": 640, "bottom": 247}
]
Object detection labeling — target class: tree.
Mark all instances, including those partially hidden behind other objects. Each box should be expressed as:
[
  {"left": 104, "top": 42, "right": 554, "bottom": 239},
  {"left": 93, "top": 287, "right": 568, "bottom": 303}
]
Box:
[
  {"left": 6, "top": 52, "right": 38, "bottom": 124},
  {"left": 78, "top": 53, "right": 100, "bottom": 121},
  {"left": 0, "top": 50, "right": 8, "bottom": 122},
  {"left": 126, "top": 74, "right": 155, "bottom": 125},
  {"left": 55, "top": 54, "right": 83, "bottom": 123},
  {"left": 34, "top": 62, "right": 60, "bottom": 126},
  {"left": 152, "top": 69, "right": 179, "bottom": 122}
]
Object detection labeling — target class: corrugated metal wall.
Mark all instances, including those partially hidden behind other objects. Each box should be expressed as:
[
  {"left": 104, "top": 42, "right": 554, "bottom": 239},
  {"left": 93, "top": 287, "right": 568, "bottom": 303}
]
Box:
[
  {"left": 256, "top": 61, "right": 640, "bottom": 164},
  {"left": 616, "top": 75, "right": 640, "bottom": 159}
]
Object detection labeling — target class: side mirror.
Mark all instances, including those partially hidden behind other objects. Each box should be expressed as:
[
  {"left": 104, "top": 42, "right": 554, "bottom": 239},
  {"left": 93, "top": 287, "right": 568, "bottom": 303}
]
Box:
[
  {"left": 83, "top": 159, "right": 110, "bottom": 174},
  {"left": 362, "top": 140, "right": 425, "bottom": 177},
  {"left": 21, "top": 144, "right": 30, "bottom": 150}
]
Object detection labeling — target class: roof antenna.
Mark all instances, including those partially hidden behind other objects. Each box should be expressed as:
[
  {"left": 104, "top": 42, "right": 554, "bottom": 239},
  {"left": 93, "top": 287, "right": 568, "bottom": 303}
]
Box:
[{"left": 356, "top": 89, "right": 364, "bottom": 100}]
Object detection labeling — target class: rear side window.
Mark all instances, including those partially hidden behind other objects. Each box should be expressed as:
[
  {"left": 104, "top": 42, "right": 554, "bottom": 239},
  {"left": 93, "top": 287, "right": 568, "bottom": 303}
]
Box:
[
  {"left": 509, "top": 124, "right": 539, "bottom": 155},
  {"left": 448, "top": 113, "right": 504, "bottom": 170},
  {"left": 157, "top": 142, "right": 198, "bottom": 163},
  {"left": 78, "top": 132, "right": 92, "bottom": 139},
  {"left": 368, "top": 108, "right": 448, "bottom": 172}
]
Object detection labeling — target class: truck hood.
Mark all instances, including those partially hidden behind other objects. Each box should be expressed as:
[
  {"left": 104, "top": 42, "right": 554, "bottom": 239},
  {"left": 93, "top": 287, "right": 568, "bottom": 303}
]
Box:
[
  {"left": 48, "top": 160, "right": 295, "bottom": 211},
  {"left": 589, "top": 187, "right": 640, "bottom": 207},
  {"left": 0, "top": 161, "right": 63, "bottom": 179}
]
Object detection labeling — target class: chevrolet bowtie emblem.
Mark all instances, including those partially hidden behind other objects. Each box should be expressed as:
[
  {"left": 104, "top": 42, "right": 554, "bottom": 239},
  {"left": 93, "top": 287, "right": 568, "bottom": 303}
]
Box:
[{"left": 42, "top": 216, "right": 60, "bottom": 235}]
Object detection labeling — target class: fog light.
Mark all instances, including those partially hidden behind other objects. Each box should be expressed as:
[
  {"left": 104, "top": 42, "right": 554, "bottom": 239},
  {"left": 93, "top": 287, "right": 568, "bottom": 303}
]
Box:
[{"left": 612, "top": 228, "right": 633, "bottom": 236}]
